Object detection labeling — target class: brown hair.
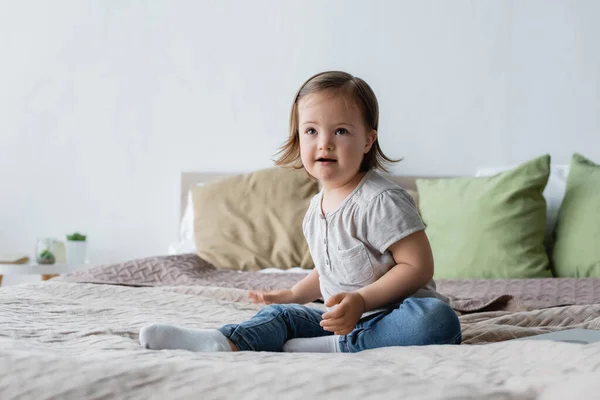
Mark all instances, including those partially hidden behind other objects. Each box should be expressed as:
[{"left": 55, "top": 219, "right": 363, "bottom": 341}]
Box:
[{"left": 273, "top": 71, "right": 399, "bottom": 172}]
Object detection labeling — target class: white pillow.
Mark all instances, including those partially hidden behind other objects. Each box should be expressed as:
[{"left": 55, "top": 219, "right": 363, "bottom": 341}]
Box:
[
  {"left": 475, "top": 164, "right": 570, "bottom": 246},
  {"left": 179, "top": 189, "right": 197, "bottom": 242},
  {"left": 168, "top": 183, "right": 204, "bottom": 255},
  {"left": 167, "top": 238, "right": 197, "bottom": 255}
]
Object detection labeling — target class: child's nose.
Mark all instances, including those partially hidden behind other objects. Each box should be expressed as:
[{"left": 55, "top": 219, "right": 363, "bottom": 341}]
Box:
[{"left": 318, "top": 132, "right": 335, "bottom": 150}]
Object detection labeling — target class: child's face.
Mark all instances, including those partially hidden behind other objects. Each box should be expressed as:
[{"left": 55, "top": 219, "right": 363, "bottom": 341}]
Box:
[{"left": 298, "top": 90, "right": 376, "bottom": 188}]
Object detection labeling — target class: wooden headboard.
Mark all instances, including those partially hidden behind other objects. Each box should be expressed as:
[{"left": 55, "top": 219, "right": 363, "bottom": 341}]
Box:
[{"left": 180, "top": 171, "right": 446, "bottom": 218}]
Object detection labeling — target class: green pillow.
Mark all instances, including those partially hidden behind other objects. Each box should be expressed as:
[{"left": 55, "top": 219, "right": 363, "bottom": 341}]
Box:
[
  {"left": 552, "top": 153, "right": 600, "bottom": 277},
  {"left": 417, "top": 154, "right": 552, "bottom": 279}
]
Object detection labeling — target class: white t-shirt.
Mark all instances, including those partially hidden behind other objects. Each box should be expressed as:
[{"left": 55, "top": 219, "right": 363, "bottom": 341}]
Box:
[{"left": 303, "top": 169, "right": 448, "bottom": 317}]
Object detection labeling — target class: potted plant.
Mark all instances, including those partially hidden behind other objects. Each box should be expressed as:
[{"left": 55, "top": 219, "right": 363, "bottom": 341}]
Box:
[
  {"left": 36, "top": 238, "right": 57, "bottom": 265},
  {"left": 66, "top": 232, "right": 88, "bottom": 264},
  {"left": 35, "top": 238, "right": 56, "bottom": 264}
]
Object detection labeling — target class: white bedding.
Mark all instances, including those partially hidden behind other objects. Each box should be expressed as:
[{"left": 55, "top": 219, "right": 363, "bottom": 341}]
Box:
[{"left": 2, "top": 281, "right": 600, "bottom": 399}]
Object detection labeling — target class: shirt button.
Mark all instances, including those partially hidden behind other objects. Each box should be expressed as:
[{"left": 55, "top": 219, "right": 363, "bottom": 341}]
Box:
[
  {"left": 324, "top": 238, "right": 327, "bottom": 244},
  {"left": 325, "top": 259, "right": 329, "bottom": 265}
]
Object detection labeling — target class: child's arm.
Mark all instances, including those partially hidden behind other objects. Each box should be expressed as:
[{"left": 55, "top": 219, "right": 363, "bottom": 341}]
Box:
[
  {"left": 356, "top": 230, "right": 434, "bottom": 312},
  {"left": 320, "top": 230, "right": 433, "bottom": 335},
  {"left": 248, "top": 268, "right": 322, "bottom": 305},
  {"left": 291, "top": 268, "right": 323, "bottom": 304}
]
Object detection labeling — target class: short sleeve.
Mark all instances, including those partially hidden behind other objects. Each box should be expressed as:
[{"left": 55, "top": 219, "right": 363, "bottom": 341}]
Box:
[
  {"left": 303, "top": 193, "right": 320, "bottom": 239},
  {"left": 364, "top": 189, "right": 425, "bottom": 254}
]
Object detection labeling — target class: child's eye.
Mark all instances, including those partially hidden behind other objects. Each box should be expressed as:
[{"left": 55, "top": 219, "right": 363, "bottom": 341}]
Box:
[
  {"left": 335, "top": 128, "right": 348, "bottom": 135},
  {"left": 305, "top": 128, "right": 317, "bottom": 135}
]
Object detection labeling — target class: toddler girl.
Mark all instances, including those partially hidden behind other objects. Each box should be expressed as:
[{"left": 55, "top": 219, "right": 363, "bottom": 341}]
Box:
[{"left": 140, "top": 71, "right": 461, "bottom": 353}]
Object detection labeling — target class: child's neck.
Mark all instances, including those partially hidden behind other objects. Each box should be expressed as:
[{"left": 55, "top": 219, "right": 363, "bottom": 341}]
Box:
[{"left": 320, "top": 172, "right": 366, "bottom": 215}]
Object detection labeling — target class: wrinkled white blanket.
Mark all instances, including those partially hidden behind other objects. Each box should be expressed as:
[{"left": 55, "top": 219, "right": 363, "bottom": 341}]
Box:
[{"left": 2, "top": 282, "right": 600, "bottom": 400}]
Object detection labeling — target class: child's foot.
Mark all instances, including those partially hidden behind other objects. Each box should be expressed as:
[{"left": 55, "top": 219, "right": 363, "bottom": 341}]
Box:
[
  {"left": 283, "top": 335, "right": 341, "bottom": 353},
  {"left": 139, "top": 324, "right": 233, "bottom": 352}
]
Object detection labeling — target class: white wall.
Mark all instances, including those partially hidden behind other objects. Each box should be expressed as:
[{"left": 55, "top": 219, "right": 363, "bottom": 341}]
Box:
[{"left": 1, "top": 0, "right": 599, "bottom": 266}]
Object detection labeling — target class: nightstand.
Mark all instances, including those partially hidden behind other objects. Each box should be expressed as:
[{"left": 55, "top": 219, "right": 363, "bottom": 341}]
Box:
[{"left": 0, "top": 262, "right": 90, "bottom": 286}]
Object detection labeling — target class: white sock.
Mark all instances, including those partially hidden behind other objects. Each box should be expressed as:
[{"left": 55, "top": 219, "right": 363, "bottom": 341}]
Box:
[
  {"left": 282, "top": 335, "right": 341, "bottom": 353},
  {"left": 139, "top": 323, "right": 232, "bottom": 352}
]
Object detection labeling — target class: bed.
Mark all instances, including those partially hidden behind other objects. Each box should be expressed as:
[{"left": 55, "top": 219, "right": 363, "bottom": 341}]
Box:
[{"left": 2, "top": 172, "right": 600, "bottom": 399}]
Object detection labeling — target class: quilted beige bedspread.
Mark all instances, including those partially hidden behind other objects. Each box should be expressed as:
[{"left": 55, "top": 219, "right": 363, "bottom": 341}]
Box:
[
  {"left": 54, "top": 254, "right": 600, "bottom": 311},
  {"left": 3, "top": 281, "right": 600, "bottom": 399}
]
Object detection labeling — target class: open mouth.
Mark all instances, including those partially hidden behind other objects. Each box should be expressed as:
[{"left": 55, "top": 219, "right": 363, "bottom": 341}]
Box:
[{"left": 316, "top": 158, "right": 337, "bottom": 163}]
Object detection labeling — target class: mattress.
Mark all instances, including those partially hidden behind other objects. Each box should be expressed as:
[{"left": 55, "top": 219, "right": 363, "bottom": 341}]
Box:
[{"left": 2, "top": 254, "right": 600, "bottom": 399}]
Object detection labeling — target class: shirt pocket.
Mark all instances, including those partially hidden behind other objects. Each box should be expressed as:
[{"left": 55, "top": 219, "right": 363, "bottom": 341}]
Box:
[{"left": 335, "top": 242, "right": 374, "bottom": 285}]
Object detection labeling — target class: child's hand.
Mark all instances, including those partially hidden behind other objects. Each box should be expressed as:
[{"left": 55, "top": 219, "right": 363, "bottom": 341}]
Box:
[
  {"left": 320, "top": 292, "right": 366, "bottom": 335},
  {"left": 248, "top": 289, "right": 295, "bottom": 305}
]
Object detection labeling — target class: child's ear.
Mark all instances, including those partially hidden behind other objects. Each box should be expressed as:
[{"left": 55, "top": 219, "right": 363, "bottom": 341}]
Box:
[{"left": 364, "top": 129, "right": 378, "bottom": 153}]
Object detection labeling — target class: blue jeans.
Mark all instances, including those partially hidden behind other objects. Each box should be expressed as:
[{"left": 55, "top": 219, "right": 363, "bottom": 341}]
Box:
[{"left": 218, "top": 297, "right": 461, "bottom": 353}]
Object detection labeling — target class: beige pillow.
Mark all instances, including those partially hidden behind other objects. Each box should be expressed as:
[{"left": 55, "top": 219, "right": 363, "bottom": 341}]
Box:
[{"left": 192, "top": 167, "right": 319, "bottom": 271}]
